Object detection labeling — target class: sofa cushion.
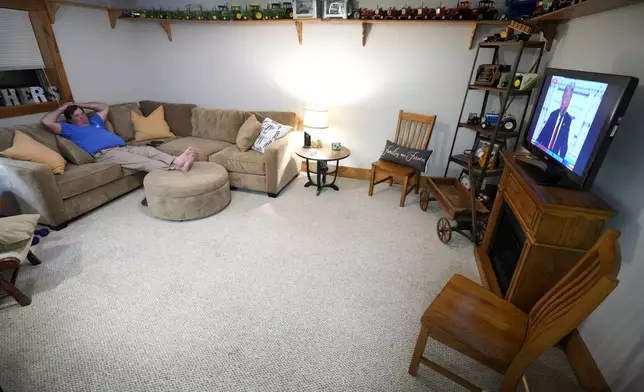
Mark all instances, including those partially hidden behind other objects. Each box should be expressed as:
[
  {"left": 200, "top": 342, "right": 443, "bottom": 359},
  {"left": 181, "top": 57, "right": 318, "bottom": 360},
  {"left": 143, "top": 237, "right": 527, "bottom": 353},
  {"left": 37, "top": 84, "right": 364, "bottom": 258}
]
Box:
[
  {"left": 56, "top": 136, "right": 95, "bottom": 164},
  {"left": 247, "top": 111, "right": 298, "bottom": 130},
  {"left": 3, "top": 124, "right": 61, "bottom": 154},
  {"left": 1, "top": 131, "right": 66, "bottom": 174},
  {"left": 236, "top": 114, "right": 262, "bottom": 152},
  {"left": 107, "top": 102, "right": 142, "bottom": 142},
  {"left": 0, "top": 128, "right": 14, "bottom": 151},
  {"left": 158, "top": 137, "right": 232, "bottom": 162},
  {"left": 56, "top": 163, "right": 124, "bottom": 199},
  {"left": 139, "top": 101, "right": 196, "bottom": 138},
  {"left": 192, "top": 108, "right": 245, "bottom": 144},
  {"left": 0, "top": 214, "right": 40, "bottom": 253},
  {"left": 132, "top": 105, "right": 175, "bottom": 142},
  {"left": 209, "top": 145, "right": 266, "bottom": 175}
]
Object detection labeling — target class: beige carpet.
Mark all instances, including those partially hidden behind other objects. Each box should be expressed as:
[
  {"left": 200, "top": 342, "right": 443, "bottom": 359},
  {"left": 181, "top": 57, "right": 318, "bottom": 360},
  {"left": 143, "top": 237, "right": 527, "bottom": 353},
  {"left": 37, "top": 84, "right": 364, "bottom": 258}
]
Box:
[{"left": 0, "top": 176, "right": 582, "bottom": 391}]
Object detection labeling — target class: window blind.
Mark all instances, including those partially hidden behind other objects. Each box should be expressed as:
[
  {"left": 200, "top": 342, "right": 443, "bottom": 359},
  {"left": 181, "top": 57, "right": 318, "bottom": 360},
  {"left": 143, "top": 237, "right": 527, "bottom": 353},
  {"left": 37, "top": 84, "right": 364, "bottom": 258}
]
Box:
[{"left": 0, "top": 8, "right": 45, "bottom": 71}]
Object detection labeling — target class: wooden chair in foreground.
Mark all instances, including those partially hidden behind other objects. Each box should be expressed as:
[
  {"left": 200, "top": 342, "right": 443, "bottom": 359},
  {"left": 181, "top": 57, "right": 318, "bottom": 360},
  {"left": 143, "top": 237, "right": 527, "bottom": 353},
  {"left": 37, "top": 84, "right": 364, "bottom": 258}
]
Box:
[
  {"left": 0, "top": 250, "right": 42, "bottom": 307},
  {"left": 368, "top": 110, "right": 436, "bottom": 207},
  {"left": 409, "top": 229, "right": 621, "bottom": 392}
]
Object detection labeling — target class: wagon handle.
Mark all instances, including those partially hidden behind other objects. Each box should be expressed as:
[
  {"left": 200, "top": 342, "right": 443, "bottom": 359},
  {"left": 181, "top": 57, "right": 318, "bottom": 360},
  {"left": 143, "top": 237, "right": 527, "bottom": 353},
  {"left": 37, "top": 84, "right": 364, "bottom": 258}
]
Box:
[{"left": 468, "top": 154, "right": 479, "bottom": 244}]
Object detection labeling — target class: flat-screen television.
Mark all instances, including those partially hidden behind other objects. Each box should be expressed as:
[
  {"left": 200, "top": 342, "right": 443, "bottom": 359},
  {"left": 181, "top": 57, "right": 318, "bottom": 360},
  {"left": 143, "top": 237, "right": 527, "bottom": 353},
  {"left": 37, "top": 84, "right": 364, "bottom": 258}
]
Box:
[{"left": 522, "top": 67, "right": 639, "bottom": 190}]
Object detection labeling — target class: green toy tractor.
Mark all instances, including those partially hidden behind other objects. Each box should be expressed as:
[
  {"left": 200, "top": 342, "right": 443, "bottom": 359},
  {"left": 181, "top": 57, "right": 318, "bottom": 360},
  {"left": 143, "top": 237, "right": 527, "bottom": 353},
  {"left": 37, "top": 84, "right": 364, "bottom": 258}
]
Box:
[
  {"left": 241, "top": 3, "right": 264, "bottom": 20},
  {"left": 216, "top": 4, "right": 231, "bottom": 20},
  {"left": 282, "top": 2, "right": 294, "bottom": 19},
  {"left": 231, "top": 4, "right": 244, "bottom": 20},
  {"left": 263, "top": 3, "right": 282, "bottom": 19}
]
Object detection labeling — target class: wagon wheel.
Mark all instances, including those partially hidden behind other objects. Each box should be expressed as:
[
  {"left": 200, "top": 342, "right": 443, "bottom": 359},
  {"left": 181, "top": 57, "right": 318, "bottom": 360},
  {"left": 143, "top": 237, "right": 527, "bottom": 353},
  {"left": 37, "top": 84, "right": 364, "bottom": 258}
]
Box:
[
  {"left": 419, "top": 188, "right": 431, "bottom": 211},
  {"left": 437, "top": 217, "right": 452, "bottom": 244}
]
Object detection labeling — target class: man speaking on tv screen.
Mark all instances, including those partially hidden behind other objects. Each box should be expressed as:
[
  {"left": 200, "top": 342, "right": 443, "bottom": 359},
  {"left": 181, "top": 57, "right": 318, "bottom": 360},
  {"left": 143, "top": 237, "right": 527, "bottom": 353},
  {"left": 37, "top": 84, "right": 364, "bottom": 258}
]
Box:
[{"left": 535, "top": 84, "right": 575, "bottom": 159}]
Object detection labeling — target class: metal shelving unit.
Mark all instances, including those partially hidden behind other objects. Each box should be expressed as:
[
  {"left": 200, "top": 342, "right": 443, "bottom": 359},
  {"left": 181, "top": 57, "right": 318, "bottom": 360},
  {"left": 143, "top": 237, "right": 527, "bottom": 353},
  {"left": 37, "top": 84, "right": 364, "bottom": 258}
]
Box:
[{"left": 444, "top": 40, "right": 546, "bottom": 191}]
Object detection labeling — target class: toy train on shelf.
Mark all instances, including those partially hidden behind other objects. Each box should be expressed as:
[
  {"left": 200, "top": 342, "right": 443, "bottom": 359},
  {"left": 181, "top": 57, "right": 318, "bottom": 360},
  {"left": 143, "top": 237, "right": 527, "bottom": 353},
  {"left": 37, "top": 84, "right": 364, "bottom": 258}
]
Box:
[
  {"left": 122, "top": 3, "right": 294, "bottom": 21},
  {"left": 351, "top": 1, "right": 499, "bottom": 21}
]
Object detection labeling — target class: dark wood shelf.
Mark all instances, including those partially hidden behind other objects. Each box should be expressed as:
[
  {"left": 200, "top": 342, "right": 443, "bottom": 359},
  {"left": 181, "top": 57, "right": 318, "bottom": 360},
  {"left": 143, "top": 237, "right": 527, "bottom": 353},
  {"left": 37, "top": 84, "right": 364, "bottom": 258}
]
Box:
[
  {"left": 468, "top": 85, "right": 532, "bottom": 96},
  {"left": 529, "top": 0, "right": 644, "bottom": 22},
  {"left": 0, "top": 101, "right": 58, "bottom": 119},
  {"left": 458, "top": 123, "right": 520, "bottom": 139},
  {"left": 449, "top": 154, "right": 504, "bottom": 177},
  {"left": 479, "top": 41, "right": 546, "bottom": 48}
]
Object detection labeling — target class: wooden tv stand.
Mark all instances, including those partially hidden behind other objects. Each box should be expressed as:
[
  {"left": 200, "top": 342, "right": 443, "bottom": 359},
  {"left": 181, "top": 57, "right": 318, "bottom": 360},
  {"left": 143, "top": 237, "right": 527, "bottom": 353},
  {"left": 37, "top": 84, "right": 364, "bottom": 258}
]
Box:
[{"left": 475, "top": 151, "right": 615, "bottom": 391}]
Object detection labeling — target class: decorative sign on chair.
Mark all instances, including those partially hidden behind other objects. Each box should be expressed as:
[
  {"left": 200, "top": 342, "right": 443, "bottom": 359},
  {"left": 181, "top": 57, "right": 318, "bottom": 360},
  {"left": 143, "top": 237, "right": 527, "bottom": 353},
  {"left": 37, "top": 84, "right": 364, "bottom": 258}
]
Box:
[{"left": 0, "top": 86, "right": 60, "bottom": 107}]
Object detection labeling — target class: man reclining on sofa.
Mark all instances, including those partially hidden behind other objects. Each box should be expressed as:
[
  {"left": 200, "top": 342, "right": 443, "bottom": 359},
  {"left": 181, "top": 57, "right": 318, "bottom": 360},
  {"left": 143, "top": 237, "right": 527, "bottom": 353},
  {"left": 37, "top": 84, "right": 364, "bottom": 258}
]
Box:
[{"left": 40, "top": 102, "right": 195, "bottom": 172}]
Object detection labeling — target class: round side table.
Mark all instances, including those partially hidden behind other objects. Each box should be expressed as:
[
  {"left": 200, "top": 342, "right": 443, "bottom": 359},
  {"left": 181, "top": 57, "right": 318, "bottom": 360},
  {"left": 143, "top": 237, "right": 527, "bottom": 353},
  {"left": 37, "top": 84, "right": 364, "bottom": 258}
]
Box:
[{"left": 296, "top": 145, "right": 351, "bottom": 196}]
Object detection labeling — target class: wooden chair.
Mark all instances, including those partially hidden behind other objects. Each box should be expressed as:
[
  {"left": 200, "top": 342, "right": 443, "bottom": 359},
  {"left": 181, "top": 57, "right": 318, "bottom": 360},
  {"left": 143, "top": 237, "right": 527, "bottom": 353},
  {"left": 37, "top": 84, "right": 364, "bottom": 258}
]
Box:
[
  {"left": 368, "top": 110, "right": 437, "bottom": 207},
  {"left": 409, "top": 228, "right": 621, "bottom": 392},
  {"left": 0, "top": 250, "right": 41, "bottom": 307}
]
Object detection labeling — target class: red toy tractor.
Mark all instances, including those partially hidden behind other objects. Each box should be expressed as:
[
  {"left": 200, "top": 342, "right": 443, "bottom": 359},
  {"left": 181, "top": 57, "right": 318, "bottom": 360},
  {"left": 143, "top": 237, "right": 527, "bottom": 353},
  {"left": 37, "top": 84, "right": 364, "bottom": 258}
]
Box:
[
  {"left": 399, "top": 6, "right": 417, "bottom": 19},
  {"left": 433, "top": 6, "right": 448, "bottom": 19},
  {"left": 372, "top": 6, "right": 387, "bottom": 19},
  {"left": 415, "top": 6, "right": 434, "bottom": 19},
  {"left": 385, "top": 7, "right": 401, "bottom": 19},
  {"left": 473, "top": 0, "right": 498, "bottom": 20},
  {"left": 360, "top": 8, "right": 375, "bottom": 19},
  {"left": 456, "top": 1, "right": 475, "bottom": 20}
]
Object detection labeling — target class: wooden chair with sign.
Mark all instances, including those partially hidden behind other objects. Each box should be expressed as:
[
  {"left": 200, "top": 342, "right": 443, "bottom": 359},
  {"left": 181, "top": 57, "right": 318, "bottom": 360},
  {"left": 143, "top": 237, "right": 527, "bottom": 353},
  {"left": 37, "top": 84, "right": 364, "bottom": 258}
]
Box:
[
  {"left": 408, "top": 228, "right": 622, "bottom": 392},
  {"left": 368, "top": 110, "right": 437, "bottom": 207}
]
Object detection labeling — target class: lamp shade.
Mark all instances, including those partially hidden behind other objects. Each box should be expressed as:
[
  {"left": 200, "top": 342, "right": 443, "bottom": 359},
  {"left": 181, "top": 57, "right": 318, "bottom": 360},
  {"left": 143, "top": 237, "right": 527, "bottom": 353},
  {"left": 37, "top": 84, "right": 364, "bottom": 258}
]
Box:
[{"left": 303, "top": 107, "right": 329, "bottom": 129}]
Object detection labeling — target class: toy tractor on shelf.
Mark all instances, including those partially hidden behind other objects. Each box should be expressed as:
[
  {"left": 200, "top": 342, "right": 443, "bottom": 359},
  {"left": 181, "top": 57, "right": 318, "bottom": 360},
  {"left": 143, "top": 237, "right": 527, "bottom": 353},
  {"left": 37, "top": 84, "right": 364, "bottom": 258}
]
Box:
[
  {"left": 373, "top": 7, "right": 388, "bottom": 20},
  {"left": 264, "top": 3, "right": 281, "bottom": 19},
  {"left": 415, "top": 6, "right": 434, "bottom": 19},
  {"left": 473, "top": 0, "right": 498, "bottom": 20},
  {"left": 244, "top": 3, "right": 264, "bottom": 20},
  {"left": 456, "top": 1, "right": 475, "bottom": 20},
  {"left": 399, "top": 6, "right": 416, "bottom": 19},
  {"left": 216, "top": 4, "right": 231, "bottom": 20},
  {"left": 433, "top": 6, "right": 448, "bottom": 19},
  {"left": 359, "top": 8, "right": 375, "bottom": 19},
  {"left": 231, "top": 4, "right": 243, "bottom": 19},
  {"left": 385, "top": 7, "right": 401, "bottom": 19},
  {"left": 272, "top": 2, "right": 294, "bottom": 19}
]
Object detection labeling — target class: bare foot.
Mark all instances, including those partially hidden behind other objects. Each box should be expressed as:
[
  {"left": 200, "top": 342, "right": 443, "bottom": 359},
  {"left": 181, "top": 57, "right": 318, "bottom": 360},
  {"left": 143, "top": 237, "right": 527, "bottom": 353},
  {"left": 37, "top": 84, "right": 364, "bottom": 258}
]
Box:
[
  {"left": 178, "top": 154, "right": 195, "bottom": 173},
  {"left": 174, "top": 147, "right": 194, "bottom": 167}
]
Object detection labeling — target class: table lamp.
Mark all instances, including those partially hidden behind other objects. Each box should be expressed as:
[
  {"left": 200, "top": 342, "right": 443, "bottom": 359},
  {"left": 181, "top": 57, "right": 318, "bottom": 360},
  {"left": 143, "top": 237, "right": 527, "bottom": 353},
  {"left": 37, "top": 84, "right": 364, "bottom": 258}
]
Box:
[{"left": 303, "top": 106, "right": 328, "bottom": 148}]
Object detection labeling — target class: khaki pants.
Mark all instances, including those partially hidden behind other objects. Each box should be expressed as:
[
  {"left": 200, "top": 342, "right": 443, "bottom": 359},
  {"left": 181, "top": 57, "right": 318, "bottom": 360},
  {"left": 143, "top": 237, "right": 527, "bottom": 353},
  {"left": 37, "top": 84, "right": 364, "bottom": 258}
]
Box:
[{"left": 94, "top": 146, "right": 176, "bottom": 172}]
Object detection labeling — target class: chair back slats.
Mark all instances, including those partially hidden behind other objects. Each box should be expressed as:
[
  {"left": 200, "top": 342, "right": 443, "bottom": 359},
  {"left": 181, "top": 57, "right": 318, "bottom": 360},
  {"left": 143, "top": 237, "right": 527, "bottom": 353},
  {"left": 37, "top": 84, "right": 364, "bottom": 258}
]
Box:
[
  {"left": 501, "top": 229, "right": 621, "bottom": 390},
  {"left": 393, "top": 110, "right": 437, "bottom": 150}
]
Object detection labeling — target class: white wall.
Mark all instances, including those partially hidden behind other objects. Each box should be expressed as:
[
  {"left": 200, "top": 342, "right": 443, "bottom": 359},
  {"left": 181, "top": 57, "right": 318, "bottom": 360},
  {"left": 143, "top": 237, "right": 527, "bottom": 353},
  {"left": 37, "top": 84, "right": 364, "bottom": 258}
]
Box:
[
  {"left": 548, "top": 4, "right": 644, "bottom": 392},
  {"left": 9, "top": 5, "right": 535, "bottom": 175}
]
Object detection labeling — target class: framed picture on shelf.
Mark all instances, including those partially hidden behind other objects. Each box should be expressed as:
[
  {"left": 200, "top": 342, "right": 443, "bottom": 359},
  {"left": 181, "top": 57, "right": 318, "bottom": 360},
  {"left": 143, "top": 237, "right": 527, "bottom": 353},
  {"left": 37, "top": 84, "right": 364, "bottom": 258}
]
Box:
[
  {"left": 294, "top": 0, "right": 317, "bottom": 18},
  {"left": 459, "top": 170, "right": 470, "bottom": 190},
  {"left": 323, "top": 0, "right": 348, "bottom": 18}
]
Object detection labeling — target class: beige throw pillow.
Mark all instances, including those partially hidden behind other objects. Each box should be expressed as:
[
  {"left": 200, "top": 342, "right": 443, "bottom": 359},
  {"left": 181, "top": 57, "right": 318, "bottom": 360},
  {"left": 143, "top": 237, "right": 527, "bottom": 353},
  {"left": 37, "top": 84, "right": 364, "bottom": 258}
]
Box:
[
  {"left": 107, "top": 102, "right": 142, "bottom": 141},
  {"left": 132, "top": 106, "right": 175, "bottom": 142},
  {"left": 56, "top": 136, "right": 95, "bottom": 164},
  {"left": 236, "top": 115, "right": 262, "bottom": 152},
  {"left": 0, "top": 214, "right": 40, "bottom": 252},
  {"left": 0, "top": 131, "right": 66, "bottom": 174}
]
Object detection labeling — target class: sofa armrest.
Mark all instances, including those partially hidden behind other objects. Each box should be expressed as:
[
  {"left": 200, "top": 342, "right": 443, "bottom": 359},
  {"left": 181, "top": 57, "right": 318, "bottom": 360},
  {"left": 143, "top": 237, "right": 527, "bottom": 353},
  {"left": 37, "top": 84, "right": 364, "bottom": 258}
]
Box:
[
  {"left": 265, "top": 131, "right": 300, "bottom": 195},
  {"left": 0, "top": 157, "right": 67, "bottom": 226}
]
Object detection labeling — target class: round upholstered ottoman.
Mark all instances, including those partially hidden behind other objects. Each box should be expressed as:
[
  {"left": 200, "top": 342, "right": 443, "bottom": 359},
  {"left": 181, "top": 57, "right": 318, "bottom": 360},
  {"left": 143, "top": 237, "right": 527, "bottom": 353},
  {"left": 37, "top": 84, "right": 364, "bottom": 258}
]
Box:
[{"left": 144, "top": 162, "right": 230, "bottom": 221}]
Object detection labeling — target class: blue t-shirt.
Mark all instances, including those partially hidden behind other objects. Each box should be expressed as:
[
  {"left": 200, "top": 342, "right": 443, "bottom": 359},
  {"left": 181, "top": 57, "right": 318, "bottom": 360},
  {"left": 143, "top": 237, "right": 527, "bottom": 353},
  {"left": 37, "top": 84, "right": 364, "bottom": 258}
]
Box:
[{"left": 59, "top": 114, "right": 126, "bottom": 156}]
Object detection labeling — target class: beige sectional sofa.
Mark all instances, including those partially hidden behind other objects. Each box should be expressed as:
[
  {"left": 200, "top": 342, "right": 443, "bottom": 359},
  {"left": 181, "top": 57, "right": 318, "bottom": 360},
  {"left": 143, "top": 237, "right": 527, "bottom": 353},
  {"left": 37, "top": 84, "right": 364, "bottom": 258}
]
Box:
[{"left": 0, "top": 101, "right": 300, "bottom": 228}]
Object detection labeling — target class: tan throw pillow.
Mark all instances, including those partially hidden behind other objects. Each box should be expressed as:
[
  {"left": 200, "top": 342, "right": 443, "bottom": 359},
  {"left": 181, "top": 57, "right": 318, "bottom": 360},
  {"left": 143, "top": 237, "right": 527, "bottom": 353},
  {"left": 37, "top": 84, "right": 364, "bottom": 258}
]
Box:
[
  {"left": 0, "top": 214, "right": 40, "bottom": 252},
  {"left": 56, "top": 136, "right": 95, "bottom": 165},
  {"left": 132, "top": 106, "right": 175, "bottom": 142},
  {"left": 236, "top": 115, "right": 262, "bottom": 152},
  {"left": 0, "top": 131, "right": 66, "bottom": 174},
  {"left": 107, "top": 102, "right": 142, "bottom": 141}
]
